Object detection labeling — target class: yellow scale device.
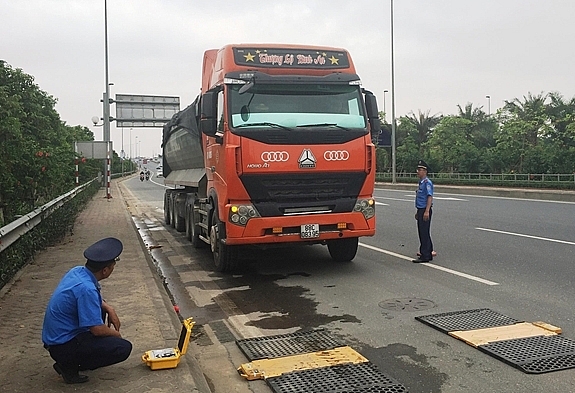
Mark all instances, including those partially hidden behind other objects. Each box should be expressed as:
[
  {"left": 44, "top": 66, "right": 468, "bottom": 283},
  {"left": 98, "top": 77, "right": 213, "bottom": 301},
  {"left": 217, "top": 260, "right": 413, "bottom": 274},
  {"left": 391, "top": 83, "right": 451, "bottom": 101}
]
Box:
[{"left": 142, "top": 317, "right": 195, "bottom": 370}]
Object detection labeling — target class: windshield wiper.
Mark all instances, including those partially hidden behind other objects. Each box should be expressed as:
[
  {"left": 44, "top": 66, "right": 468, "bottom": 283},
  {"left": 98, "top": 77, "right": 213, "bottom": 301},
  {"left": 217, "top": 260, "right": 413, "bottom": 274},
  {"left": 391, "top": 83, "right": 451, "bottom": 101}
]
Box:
[
  {"left": 235, "top": 122, "right": 292, "bottom": 131},
  {"left": 296, "top": 123, "right": 352, "bottom": 131}
]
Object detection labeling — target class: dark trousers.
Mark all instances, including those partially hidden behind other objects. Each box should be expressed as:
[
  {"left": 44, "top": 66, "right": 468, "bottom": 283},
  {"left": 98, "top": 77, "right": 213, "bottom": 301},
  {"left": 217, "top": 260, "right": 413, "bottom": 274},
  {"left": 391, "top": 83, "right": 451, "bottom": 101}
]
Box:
[
  {"left": 48, "top": 332, "right": 132, "bottom": 372},
  {"left": 416, "top": 207, "right": 433, "bottom": 261}
]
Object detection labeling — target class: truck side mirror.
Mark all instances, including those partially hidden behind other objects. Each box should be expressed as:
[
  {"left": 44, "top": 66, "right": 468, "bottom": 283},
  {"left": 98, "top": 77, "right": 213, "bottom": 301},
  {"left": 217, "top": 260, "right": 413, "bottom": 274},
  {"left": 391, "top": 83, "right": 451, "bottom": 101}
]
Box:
[
  {"left": 200, "top": 91, "right": 218, "bottom": 137},
  {"left": 364, "top": 92, "right": 381, "bottom": 134}
]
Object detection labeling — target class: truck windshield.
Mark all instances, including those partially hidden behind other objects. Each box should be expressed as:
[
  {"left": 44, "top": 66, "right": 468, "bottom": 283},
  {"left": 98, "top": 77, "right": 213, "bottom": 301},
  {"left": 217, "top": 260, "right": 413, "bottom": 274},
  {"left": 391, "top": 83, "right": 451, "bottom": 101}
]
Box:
[{"left": 228, "top": 84, "right": 366, "bottom": 130}]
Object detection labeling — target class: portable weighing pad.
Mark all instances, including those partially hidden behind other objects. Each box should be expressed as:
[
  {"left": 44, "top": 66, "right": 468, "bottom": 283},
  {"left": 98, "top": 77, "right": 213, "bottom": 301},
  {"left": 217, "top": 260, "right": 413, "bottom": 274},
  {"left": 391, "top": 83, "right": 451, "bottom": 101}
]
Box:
[{"left": 142, "top": 317, "right": 195, "bottom": 370}]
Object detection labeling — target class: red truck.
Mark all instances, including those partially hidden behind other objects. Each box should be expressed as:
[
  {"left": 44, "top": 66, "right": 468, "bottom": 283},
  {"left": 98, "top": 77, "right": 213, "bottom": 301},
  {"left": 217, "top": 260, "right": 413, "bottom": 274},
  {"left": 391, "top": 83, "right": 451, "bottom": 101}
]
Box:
[{"left": 163, "top": 44, "right": 380, "bottom": 272}]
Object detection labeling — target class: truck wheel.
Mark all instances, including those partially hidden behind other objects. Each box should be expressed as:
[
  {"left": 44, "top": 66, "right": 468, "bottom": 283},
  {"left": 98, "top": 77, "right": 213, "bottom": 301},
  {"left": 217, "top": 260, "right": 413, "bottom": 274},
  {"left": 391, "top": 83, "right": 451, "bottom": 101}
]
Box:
[
  {"left": 187, "top": 203, "right": 204, "bottom": 248},
  {"left": 169, "top": 196, "right": 176, "bottom": 228},
  {"left": 210, "top": 209, "right": 237, "bottom": 272},
  {"left": 164, "top": 192, "right": 171, "bottom": 225},
  {"left": 174, "top": 194, "right": 186, "bottom": 232},
  {"left": 174, "top": 211, "right": 185, "bottom": 232},
  {"left": 327, "top": 237, "right": 358, "bottom": 262}
]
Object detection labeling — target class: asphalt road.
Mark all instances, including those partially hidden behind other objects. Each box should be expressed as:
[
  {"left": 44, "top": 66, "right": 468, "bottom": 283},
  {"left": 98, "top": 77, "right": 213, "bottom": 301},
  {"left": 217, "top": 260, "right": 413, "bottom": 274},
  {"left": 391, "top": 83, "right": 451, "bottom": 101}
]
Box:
[{"left": 125, "top": 173, "right": 575, "bottom": 393}]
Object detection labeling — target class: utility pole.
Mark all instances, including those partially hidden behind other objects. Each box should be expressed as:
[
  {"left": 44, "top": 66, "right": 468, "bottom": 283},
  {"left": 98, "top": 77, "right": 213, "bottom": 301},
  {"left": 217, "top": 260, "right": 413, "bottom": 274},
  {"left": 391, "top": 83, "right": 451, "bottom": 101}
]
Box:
[
  {"left": 390, "top": 0, "right": 397, "bottom": 184},
  {"left": 103, "top": 0, "right": 112, "bottom": 199}
]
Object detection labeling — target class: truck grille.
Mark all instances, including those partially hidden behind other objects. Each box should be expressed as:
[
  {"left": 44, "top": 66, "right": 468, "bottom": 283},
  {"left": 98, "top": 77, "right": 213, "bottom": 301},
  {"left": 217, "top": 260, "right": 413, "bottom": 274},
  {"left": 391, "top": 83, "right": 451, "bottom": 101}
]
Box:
[{"left": 240, "top": 172, "right": 366, "bottom": 217}]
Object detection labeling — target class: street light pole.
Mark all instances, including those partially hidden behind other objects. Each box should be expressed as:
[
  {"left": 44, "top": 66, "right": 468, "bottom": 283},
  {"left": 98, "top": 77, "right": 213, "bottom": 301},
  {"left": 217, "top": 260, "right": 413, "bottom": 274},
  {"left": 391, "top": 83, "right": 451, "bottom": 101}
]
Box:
[
  {"left": 383, "top": 90, "right": 389, "bottom": 122},
  {"left": 103, "top": 0, "right": 112, "bottom": 199},
  {"left": 103, "top": 0, "right": 110, "bottom": 143},
  {"left": 486, "top": 95, "right": 491, "bottom": 115},
  {"left": 121, "top": 126, "right": 124, "bottom": 177},
  {"left": 390, "top": 0, "right": 397, "bottom": 184}
]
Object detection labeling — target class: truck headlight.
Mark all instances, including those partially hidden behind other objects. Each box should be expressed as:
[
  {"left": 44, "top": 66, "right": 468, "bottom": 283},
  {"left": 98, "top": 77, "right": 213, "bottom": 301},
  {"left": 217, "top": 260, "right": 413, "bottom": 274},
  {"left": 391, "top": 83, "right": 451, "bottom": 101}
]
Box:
[
  {"left": 229, "top": 204, "right": 260, "bottom": 226},
  {"left": 354, "top": 198, "right": 375, "bottom": 219}
]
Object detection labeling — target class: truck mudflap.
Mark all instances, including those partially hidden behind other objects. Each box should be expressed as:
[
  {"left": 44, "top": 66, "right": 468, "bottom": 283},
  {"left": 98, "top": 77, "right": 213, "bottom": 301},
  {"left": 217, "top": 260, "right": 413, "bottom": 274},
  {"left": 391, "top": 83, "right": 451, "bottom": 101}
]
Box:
[{"left": 223, "top": 212, "right": 374, "bottom": 246}]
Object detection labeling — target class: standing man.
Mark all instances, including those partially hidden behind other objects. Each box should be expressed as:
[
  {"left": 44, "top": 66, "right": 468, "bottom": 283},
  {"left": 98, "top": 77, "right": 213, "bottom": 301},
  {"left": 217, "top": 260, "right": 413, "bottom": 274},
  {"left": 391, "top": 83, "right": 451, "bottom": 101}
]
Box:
[
  {"left": 412, "top": 160, "right": 434, "bottom": 263},
  {"left": 42, "top": 237, "right": 132, "bottom": 384}
]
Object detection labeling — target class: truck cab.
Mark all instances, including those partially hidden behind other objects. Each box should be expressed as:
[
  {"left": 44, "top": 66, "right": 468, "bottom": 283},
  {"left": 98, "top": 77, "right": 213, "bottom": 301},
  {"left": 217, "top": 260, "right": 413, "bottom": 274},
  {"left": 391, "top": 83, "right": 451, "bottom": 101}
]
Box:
[{"left": 164, "top": 45, "right": 380, "bottom": 272}]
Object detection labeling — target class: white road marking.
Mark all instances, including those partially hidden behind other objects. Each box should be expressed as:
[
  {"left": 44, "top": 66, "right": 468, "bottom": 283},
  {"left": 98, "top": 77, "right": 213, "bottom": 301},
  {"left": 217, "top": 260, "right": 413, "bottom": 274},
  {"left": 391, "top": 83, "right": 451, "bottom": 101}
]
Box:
[
  {"left": 359, "top": 243, "right": 413, "bottom": 261},
  {"left": 227, "top": 315, "right": 264, "bottom": 339},
  {"left": 401, "top": 194, "right": 467, "bottom": 201},
  {"left": 150, "top": 175, "right": 170, "bottom": 188},
  {"left": 379, "top": 188, "right": 575, "bottom": 205},
  {"left": 375, "top": 196, "right": 413, "bottom": 202},
  {"left": 375, "top": 201, "right": 389, "bottom": 206},
  {"left": 476, "top": 227, "right": 575, "bottom": 246},
  {"left": 359, "top": 242, "right": 500, "bottom": 286}
]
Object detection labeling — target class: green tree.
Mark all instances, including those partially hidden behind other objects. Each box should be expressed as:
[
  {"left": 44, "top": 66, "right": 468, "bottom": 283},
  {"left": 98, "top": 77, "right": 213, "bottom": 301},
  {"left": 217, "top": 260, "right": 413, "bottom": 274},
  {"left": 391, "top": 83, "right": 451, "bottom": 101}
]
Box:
[
  {"left": 495, "top": 92, "right": 551, "bottom": 172},
  {"left": 396, "top": 134, "right": 420, "bottom": 174},
  {"left": 0, "top": 62, "right": 100, "bottom": 226},
  {"left": 456, "top": 103, "right": 497, "bottom": 150},
  {"left": 543, "top": 92, "right": 575, "bottom": 172},
  {"left": 427, "top": 116, "right": 480, "bottom": 173},
  {"left": 404, "top": 110, "right": 441, "bottom": 154}
]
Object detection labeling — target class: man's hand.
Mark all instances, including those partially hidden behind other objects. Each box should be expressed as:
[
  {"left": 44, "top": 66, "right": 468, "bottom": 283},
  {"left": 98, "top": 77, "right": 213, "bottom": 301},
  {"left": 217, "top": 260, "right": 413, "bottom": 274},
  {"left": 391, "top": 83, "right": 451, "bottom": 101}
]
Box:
[
  {"left": 90, "top": 324, "right": 122, "bottom": 338},
  {"left": 102, "top": 301, "right": 121, "bottom": 331},
  {"left": 423, "top": 211, "right": 430, "bottom": 221}
]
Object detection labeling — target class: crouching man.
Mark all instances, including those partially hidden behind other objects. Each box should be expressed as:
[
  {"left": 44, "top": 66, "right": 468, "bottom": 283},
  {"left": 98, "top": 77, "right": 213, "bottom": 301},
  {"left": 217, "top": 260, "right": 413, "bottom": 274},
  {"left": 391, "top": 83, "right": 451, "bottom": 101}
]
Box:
[{"left": 42, "top": 237, "right": 132, "bottom": 384}]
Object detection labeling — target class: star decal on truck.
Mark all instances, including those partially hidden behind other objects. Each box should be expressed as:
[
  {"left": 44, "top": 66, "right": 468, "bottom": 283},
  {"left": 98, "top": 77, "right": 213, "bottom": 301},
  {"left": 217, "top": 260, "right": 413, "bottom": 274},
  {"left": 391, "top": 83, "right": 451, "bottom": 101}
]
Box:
[
  {"left": 244, "top": 52, "right": 255, "bottom": 62},
  {"left": 298, "top": 149, "right": 316, "bottom": 169}
]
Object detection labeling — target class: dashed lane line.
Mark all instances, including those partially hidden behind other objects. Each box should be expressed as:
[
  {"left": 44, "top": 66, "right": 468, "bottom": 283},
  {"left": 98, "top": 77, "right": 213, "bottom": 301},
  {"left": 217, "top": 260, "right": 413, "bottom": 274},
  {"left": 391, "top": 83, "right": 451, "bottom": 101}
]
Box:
[
  {"left": 359, "top": 242, "right": 500, "bottom": 286},
  {"left": 476, "top": 227, "right": 575, "bottom": 246}
]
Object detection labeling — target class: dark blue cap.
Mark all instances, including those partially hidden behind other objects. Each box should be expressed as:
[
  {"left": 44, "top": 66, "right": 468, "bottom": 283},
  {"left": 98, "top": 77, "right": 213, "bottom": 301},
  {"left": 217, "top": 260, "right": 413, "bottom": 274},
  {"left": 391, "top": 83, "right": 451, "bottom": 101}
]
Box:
[
  {"left": 83, "top": 237, "right": 123, "bottom": 263},
  {"left": 417, "top": 160, "right": 429, "bottom": 170}
]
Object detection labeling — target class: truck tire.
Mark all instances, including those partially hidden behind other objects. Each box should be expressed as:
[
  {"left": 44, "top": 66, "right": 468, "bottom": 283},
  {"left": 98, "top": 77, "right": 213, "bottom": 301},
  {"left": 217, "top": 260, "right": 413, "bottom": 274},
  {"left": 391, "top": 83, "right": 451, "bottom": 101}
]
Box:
[
  {"left": 164, "top": 192, "right": 171, "bottom": 225},
  {"left": 210, "top": 208, "right": 238, "bottom": 272},
  {"left": 174, "top": 211, "right": 185, "bottom": 232},
  {"left": 186, "top": 203, "right": 204, "bottom": 248},
  {"left": 327, "top": 237, "right": 358, "bottom": 262},
  {"left": 173, "top": 198, "right": 185, "bottom": 233},
  {"left": 169, "top": 195, "right": 176, "bottom": 228}
]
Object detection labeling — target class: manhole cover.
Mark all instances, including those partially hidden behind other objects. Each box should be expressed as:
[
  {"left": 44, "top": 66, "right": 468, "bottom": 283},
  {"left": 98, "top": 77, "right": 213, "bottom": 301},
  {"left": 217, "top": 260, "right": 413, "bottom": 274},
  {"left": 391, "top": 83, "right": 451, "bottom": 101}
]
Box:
[{"left": 379, "top": 298, "right": 436, "bottom": 312}]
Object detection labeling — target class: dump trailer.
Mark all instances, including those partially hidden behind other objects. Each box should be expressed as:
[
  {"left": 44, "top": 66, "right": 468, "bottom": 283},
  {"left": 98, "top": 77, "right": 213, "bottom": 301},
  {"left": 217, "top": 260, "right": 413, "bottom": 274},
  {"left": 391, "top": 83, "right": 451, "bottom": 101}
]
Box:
[{"left": 163, "top": 44, "right": 381, "bottom": 272}]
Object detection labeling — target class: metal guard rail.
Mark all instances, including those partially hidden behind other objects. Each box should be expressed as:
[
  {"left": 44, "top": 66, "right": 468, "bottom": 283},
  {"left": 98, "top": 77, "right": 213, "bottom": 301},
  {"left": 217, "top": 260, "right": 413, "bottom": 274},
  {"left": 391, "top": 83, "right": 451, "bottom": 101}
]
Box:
[
  {"left": 377, "top": 172, "right": 575, "bottom": 183},
  {"left": 0, "top": 179, "right": 97, "bottom": 253}
]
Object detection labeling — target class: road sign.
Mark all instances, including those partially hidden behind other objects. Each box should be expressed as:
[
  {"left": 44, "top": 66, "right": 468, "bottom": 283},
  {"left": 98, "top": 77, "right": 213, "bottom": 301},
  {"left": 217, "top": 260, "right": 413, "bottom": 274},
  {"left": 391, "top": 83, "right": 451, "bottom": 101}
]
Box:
[{"left": 115, "top": 94, "right": 180, "bottom": 127}]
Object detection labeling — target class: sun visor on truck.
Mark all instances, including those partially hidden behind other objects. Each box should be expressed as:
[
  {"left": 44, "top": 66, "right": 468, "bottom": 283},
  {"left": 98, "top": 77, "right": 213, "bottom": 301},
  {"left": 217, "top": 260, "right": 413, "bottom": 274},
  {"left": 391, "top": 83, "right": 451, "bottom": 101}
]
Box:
[{"left": 225, "top": 71, "right": 361, "bottom": 85}]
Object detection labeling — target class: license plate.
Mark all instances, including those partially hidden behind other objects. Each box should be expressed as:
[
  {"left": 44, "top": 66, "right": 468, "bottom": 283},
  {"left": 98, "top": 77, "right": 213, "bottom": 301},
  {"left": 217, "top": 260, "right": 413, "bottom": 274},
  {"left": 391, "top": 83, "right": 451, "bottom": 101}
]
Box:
[{"left": 301, "top": 224, "right": 320, "bottom": 239}]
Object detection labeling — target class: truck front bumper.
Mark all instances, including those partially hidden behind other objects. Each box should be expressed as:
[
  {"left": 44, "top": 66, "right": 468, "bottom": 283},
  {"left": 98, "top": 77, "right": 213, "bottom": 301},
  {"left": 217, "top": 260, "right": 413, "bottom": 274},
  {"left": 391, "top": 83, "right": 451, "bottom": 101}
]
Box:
[{"left": 223, "top": 212, "right": 375, "bottom": 246}]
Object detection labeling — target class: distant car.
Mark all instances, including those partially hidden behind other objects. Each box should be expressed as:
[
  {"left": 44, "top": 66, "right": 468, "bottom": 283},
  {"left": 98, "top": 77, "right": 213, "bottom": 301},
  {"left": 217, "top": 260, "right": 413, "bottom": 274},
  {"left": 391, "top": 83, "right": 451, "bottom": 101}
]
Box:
[
  {"left": 156, "top": 170, "right": 163, "bottom": 178},
  {"left": 156, "top": 166, "right": 162, "bottom": 170}
]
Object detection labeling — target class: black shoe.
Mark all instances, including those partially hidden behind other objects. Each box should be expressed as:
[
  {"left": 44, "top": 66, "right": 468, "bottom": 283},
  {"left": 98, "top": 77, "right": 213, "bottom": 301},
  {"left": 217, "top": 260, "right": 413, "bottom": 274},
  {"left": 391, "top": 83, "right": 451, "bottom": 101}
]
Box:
[
  {"left": 412, "top": 258, "right": 430, "bottom": 263},
  {"left": 53, "top": 363, "right": 89, "bottom": 384}
]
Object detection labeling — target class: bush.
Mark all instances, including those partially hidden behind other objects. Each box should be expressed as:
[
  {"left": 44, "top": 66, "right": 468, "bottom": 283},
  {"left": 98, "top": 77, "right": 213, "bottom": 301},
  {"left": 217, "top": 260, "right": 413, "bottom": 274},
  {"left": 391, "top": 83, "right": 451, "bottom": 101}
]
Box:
[{"left": 0, "top": 181, "right": 99, "bottom": 290}]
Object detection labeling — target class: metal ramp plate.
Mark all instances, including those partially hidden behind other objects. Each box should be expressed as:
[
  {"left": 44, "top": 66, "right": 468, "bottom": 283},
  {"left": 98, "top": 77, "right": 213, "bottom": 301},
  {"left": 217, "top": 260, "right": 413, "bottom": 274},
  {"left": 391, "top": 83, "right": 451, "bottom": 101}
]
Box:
[
  {"left": 236, "top": 330, "right": 409, "bottom": 392},
  {"left": 236, "top": 330, "right": 344, "bottom": 361},
  {"left": 449, "top": 322, "right": 557, "bottom": 347},
  {"left": 415, "top": 308, "right": 521, "bottom": 333},
  {"left": 237, "top": 346, "right": 368, "bottom": 380},
  {"left": 479, "top": 335, "right": 575, "bottom": 374},
  {"left": 416, "top": 309, "right": 575, "bottom": 374},
  {"left": 266, "top": 362, "right": 408, "bottom": 393}
]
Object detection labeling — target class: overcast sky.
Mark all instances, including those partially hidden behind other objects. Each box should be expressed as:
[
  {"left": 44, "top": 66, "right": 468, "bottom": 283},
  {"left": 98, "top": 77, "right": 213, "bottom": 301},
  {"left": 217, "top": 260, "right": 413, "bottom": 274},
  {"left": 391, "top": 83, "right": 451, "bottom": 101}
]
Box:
[{"left": 2, "top": 0, "right": 574, "bottom": 158}]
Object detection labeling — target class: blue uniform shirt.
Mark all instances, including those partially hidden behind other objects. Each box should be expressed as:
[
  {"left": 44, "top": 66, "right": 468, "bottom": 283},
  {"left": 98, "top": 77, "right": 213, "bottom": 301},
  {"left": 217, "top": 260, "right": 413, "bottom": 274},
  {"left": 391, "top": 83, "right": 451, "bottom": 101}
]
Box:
[
  {"left": 42, "top": 266, "right": 104, "bottom": 346},
  {"left": 416, "top": 177, "right": 433, "bottom": 209}
]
